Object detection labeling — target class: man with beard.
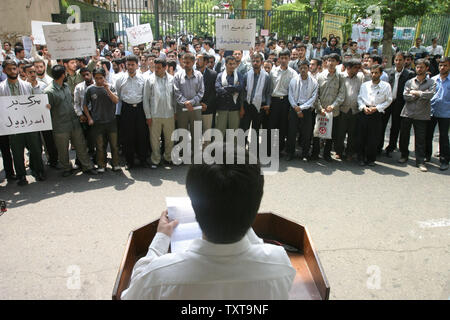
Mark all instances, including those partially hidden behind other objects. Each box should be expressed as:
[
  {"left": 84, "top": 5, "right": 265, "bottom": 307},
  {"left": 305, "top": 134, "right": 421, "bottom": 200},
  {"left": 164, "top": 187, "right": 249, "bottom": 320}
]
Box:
[
  {"left": 44, "top": 65, "right": 97, "bottom": 177},
  {"left": 33, "top": 60, "right": 53, "bottom": 87},
  {"left": 0, "top": 60, "right": 47, "bottom": 185}
]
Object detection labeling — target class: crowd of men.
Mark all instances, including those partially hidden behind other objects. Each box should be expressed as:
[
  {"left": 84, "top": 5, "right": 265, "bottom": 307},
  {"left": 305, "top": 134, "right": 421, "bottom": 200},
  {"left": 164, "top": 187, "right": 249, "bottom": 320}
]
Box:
[{"left": 0, "top": 32, "right": 449, "bottom": 186}]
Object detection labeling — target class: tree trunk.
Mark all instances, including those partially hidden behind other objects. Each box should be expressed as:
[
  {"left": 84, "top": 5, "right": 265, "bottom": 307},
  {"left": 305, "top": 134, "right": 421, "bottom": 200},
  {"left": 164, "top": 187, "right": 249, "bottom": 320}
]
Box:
[{"left": 382, "top": 17, "right": 395, "bottom": 68}]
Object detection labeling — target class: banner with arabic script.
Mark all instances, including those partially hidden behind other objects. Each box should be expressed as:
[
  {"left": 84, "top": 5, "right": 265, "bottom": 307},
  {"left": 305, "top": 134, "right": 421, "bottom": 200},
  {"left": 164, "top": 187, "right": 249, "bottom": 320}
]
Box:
[
  {"left": 43, "top": 22, "right": 97, "bottom": 60},
  {"left": 0, "top": 94, "right": 52, "bottom": 136},
  {"left": 126, "top": 23, "right": 154, "bottom": 46},
  {"left": 216, "top": 19, "right": 256, "bottom": 51}
]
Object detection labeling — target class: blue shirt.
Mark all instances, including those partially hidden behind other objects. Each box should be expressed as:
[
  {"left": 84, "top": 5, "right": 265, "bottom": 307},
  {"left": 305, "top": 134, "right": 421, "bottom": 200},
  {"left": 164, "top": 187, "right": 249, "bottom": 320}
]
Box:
[{"left": 431, "top": 74, "right": 450, "bottom": 118}]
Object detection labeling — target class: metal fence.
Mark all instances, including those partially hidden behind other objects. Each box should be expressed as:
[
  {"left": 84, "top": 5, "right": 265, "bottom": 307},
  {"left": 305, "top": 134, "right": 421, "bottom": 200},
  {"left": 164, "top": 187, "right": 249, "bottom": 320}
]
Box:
[{"left": 54, "top": 0, "right": 449, "bottom": 54}]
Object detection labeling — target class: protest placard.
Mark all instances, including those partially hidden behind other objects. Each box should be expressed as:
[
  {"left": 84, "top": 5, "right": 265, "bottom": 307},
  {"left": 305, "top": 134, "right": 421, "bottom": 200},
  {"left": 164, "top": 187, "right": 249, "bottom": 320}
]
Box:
[
  {"left": 31, "top": 20, "right": 61, "bottom": 45},
  {"left": 126, "top": 23, "right": 154, "bottom": 46},
  {"left": 0, "top": 94, "right": 52, "bottom": 136},
  {"left": 216, "top": 19, "right": 256, "bottom": 51},
  {"left": 43, "top": 22, "right": 97, "bottom": 60}
]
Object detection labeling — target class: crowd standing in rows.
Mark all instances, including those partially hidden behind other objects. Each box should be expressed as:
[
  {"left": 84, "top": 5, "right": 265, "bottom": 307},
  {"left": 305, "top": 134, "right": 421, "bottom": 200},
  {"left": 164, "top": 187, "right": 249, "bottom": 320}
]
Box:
[{"left": 0, "top": 33, "right": 449, "bottom": 186}]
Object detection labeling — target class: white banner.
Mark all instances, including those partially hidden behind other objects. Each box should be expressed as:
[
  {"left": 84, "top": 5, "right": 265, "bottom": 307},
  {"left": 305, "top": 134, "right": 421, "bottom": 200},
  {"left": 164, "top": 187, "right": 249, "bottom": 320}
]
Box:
[
  {"left": 31, "top": 20, "right": 61, "bottom": 45},
  {"left": 43, "top": 22, "right": 97, "bottom": 60},
  {"left": 216, "top": 19, "right": 256, "bottom": 51},
  {"left": 126, "top": 23, "right": 154, "bottom": 46},
  {"left": 0, "top": 94, "right": 52, "bottom": 136},
  {"left": 351, "top": 18, "right": 372, "bottom": 54}
]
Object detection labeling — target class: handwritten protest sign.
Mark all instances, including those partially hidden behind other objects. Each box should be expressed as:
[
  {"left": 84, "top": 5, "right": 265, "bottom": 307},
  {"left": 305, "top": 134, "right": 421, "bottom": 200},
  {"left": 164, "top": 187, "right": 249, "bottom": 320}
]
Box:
[
  {"left": 0, "top": 94, "right": 52, "bottom": 136},
  {"left": 126, "top": 23, "right": 154, "bottom": 46},
  {"left": 43, "top": 22, "right": 97, "bottom": 60},
  {"left": 216, "top": 19, "right": 256, "bottom": 51},
  {"left": 31, "top": 20, "right": 61, "bottom": 45}
]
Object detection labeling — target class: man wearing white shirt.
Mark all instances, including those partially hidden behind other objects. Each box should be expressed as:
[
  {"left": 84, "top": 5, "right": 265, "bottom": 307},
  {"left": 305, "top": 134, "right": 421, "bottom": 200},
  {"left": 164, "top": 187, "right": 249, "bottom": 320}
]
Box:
[
  {"left": 121, "top": 147, "right": 296, "bottom": 300},
  {"left": 287, "top": 60, "right": 318, "bottom": 161},
  {"left": 357, "top": 64, "right": 393, "bottom": 166},
  {"left": 115, "top": 55, "right": 148, "bottom": 169},
  {"left": 426, "top": 38, "right": 444, "bottom": 57},
  {"left": 33, "top": 60, "right": 53, "bottom": 87}
]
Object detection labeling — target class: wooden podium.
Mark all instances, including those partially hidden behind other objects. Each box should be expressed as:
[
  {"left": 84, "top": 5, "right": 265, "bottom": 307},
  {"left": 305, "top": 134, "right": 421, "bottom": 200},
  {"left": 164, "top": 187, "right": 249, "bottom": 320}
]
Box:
[{"left": 112, "top": 212, "right": 330, "bottom": 300}]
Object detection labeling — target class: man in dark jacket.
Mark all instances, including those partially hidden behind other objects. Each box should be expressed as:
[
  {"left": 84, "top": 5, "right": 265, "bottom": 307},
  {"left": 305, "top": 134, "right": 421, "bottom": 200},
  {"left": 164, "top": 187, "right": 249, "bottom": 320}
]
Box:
[
  {"left": 196, "top": 53, "right": 217, "bottom": 146},
  {"left": 380, "top": 52, "right": 415, "bottom": 157},
  {"left": 215, "top": 56, "right": 244, "bottom": 137}
]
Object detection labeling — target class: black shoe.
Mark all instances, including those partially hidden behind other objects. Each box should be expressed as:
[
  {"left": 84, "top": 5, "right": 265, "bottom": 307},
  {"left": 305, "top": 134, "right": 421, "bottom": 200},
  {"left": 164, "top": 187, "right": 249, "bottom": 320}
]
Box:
[
  {"left": 367, "top": 161, "right": 376, "bottom": 167},
  {"left": 47, "top": 162, "right": 58, "bottom": 169},
  {"left": 424, "top": 157, "right": 431, "bottom": 163},
  {"left": 439, "top": 163, "right": 449, "bottom": 171},
  {"left": 323, "top": 155, "right": 332, "bottom": 162},
  {"left": 17, "top": 177, "right": 28, "bottom": 186},
  {"left": 286, "top": 154, "right": 294, "bottom": 161},
  {"left": 6, "top": 174, "right": 18, "bottom": 181},
  {"left": 397, "top": 157, "right": 408, "bottom": 164},
  {"left": 62, "top": 170, "right": 73, "bottom": 177},
  {"left": 385, "top": 149, "right": 393, "bottom": 158},
  {"left": 83, "top": 169, "right": 98, "bottom": 175},
  {"left": 150, "top": 164, "right": 158, "bottom": 169},
  {"left": 358, "top": 159, "right": 366, "bottom": 166},
  {"left": 310, "top": 154, "right": 319, "bottom": 161},
  {"left": 36, "top": 172, "right": 46, "bottom": 181},
  {"left": 125, "top": 164, "right": 134, "bottom": 171}
]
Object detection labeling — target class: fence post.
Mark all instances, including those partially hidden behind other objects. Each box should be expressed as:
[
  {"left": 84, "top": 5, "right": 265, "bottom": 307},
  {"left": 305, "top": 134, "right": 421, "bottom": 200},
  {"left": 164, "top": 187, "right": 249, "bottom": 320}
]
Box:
[
  {"left": 446, "top": 33, "right": 450, "bottom": 57},
  {"left": 154, "top": 0, "right": 160, "bottom": 40},
  {"left": 264, "top": 0, "right": 271, "bottom": 30},
  {"left": 242, "top": 0, "right": 248, "bottom": 19},
  {"left": 413, "top": 17, "right": 423, "bottom": 46}
]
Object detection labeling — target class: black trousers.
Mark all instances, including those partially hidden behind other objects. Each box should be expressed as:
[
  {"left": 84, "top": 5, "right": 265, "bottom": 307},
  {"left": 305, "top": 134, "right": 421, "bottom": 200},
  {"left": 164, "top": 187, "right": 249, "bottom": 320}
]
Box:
[
  {"left": 268, "top": 96, "right": 289, "bottom": 153},
  {"left": 425, "top": 116, "right": 449, "bottom": 164},
  {"left": 336, "top": 110, "right": 358, "bottom": 157},
  {"left": 311, "top": 114, "right": 340, "bottom": 158},
  {"left": 287, "top": 108, "right": 312, "bottom": 157},
  {"left": 0, "top": 135, "right": 15, "bottom": 178},
  {"left": 379, "top": 99, "right": 404, "bottom": 152},
  {"left": 120, "top": 102, "right": 149, "bottom": 166},
  {"left": 240, "top": 102, "right": 265, "bottom": 154},
  {"left": 41, "top": 130, "right": 58, "bottom": 166},
  {"left": 399, "top": 117, "right": 428, "bottom": 165},
  {"left": 358, "top": 111, "right": 382, "bottom": 163}
]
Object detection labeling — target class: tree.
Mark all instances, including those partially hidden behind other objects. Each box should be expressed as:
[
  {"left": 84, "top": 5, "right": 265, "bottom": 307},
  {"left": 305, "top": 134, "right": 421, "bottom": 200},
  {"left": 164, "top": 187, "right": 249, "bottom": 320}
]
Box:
[{"left": 339, "top": 0, "right": 443, "bottom": 67}]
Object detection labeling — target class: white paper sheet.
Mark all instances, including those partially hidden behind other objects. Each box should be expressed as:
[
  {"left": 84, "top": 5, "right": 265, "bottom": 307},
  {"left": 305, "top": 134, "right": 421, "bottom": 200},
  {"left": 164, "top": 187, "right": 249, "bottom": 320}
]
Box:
[{"left": 166, "top": 197, "right": 202, "bottom": 253}]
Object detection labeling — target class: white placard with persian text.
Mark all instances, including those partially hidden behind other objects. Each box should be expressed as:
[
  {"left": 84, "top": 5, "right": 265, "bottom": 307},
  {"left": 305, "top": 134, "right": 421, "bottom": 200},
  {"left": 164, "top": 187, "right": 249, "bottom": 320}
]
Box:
[
  {"left": 126, "top": 23, "right": 154, "bottom": 46},
  {"left": 0, "top": 94, "right": 52, "bottom": 136},
  {"left": 31, "top": 20, "right": 61, "bottom": 45},
  {"left": 43, "top": 22, "right": 97, "bottom": 60},
  {"left": 216, "top": 19, "right": 256, "bottom": 51}
]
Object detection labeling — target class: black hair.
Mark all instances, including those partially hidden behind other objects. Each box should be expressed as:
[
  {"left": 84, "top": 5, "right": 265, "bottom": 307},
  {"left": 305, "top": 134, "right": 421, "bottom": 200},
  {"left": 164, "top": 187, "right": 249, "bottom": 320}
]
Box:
[
  {"left": 51, "top": 64, "right": 66, "bottom": 80},
  {"left": 310, "top": 58, "right": 322, "bottom": 67},
  {"left": 93, "top": 67, "right": 106, "bottom": 77},
  {"left": 154, "top": 57, "right": 167, "bottom": 67},
  {"left": 125, "top": 55, "right": 139, "bottom": 64},
  {"left": 346, "top": 58, "right": 361, "bottom": 68},
  {"left": 298, "top": 59, "right": 310, "bottom": 68},
  {"left": 415, "top": 58, "right": 430, "bottom": 68},
  {"left": 79, "top": 67, "right": 91, "bottom": 74},
  {"left": 167, "top": 60, "right": 177, "bottom": 70},
  {"left": 23, "top": 63, "right": 34, "bottom": 73},
  {"left": 279, "top": 49, "right": 291, "bottom": 58},
  {"left": 369, "top": 54, "right": 383, "bottom": 65},
  {"left": 296, "top": 43, "right": 307, "bottom": 50},
  {"left": 63, "top": 58, "right": 77, "bottom": 64},
  {"left": 370, "top": 64, "right": 383, "bottom": 73},
  {"left": 186, "top": 145, "right": 264, "bottom": 244},
  {"left": 2, "top": 59, "right": 17, "bottom": 69},
  {"left": 327, "top": 53, "right": 340, "bottom": 62},
  {"left": 100, "top": 60, "right": 111, "bottom": 70},
  {"left": 225, "top": 55, "right": 236, "bottom": 64},
  {"left": 14, "top": 46, "right": 24, "bottom": 55}
]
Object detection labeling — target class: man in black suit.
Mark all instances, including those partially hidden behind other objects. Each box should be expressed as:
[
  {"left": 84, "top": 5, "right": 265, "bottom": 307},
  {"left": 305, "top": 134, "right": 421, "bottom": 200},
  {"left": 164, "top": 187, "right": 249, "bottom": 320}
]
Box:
[
  {"left": 379, "top": 52, "right": 415, "bottom": 157},
  {"left": 196, "top": 53, "right": 218, "bottom": 146}
]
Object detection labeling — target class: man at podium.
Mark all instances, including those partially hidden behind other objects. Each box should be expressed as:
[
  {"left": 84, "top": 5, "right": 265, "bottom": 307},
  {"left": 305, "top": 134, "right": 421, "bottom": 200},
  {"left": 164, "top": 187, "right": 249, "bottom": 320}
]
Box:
[{"left": 121, "top": 147, "right": 296, "bottom": 300}]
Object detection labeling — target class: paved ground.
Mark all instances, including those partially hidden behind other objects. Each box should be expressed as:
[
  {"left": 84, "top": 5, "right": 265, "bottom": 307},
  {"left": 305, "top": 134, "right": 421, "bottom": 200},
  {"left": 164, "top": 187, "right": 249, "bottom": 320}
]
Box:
[{"left": 0, "top": 138, "right": 449, "bottom": 300}]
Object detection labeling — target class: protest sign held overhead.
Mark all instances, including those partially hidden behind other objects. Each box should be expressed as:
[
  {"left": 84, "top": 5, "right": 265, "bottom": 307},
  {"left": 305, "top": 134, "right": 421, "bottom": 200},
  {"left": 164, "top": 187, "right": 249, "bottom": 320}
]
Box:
[
  {"left": 0, "top": 94, "right": 52, "bottom": 136},
  {"left": 31, "top": 20, "right": 61, "bottom": 45},
  {"left": 126, "top": 23, "right": 154, "bottom": 46},
  {"left": 43, "top": 22, "right": 97, "bottom": 60},
  {"left": 216, "top": 19, "right": 256, "bottom": 51}
]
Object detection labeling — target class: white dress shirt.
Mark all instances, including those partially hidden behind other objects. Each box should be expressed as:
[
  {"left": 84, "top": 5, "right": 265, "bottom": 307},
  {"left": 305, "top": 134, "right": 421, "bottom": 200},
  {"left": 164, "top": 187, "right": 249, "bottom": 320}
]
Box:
[
  {"left": 121, "top": 228, "right": 296, "bottom": 300},
  {"left": 288, "top": 73, "right": 318, "bottom": 110},
  {"left": 115, "top": 72, "right": 145, "bottom": 104},
  {"left": 73, "top": 81, "right": 91, "bottom": 116},
  {"left": 358, "top": 80, "right": 393, "bottom": 113},
  {"left": 271, "top": 66, "right": 297, "bottom": 97},
  {"left": 426, "top": 45, "right": 444, "bottom": 56}
]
